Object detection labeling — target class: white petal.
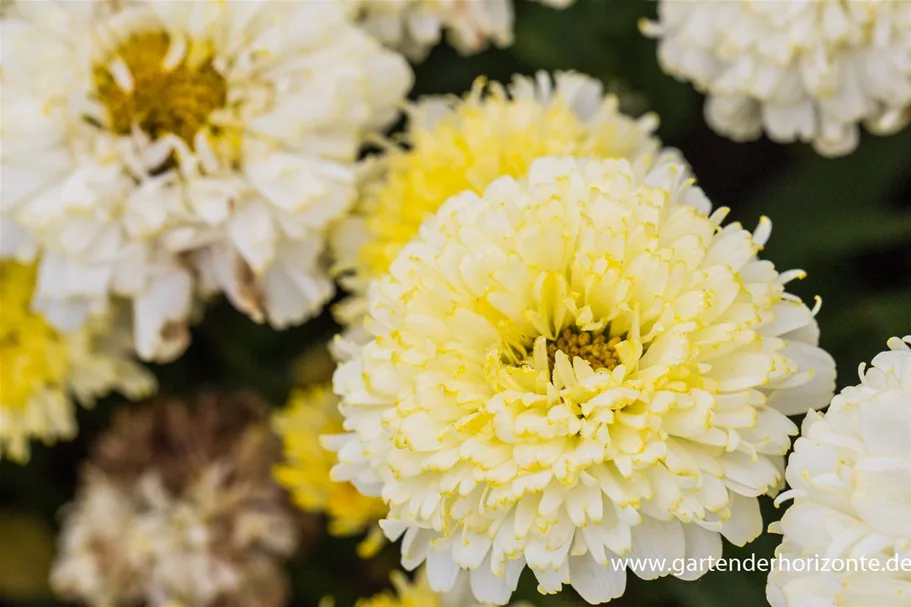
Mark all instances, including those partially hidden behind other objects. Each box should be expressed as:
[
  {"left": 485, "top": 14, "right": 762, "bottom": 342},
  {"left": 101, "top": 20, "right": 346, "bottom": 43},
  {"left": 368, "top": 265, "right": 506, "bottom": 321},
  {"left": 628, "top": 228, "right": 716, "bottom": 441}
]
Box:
[
  {"left": 720, "top": 492, "right": 762, "bottom": 546},
  {"left": 568, "top": 553, "right": 626, "bottom": 604}
]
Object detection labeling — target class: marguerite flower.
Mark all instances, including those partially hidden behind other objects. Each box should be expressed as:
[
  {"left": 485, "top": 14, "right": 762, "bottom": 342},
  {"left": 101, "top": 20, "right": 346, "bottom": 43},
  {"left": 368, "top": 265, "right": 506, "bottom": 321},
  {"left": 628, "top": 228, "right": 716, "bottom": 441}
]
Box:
[
  {"left": 642, "top": 1, "right": 911, "bottom": 156},
  {"left": 0, "top": 0, "right": 412, "bottom": 361},
  {"left": 0, "top": 260, "right": 154, "bottom": 463},
  {"left": 346, "top": 0, "right": 575, "bottom": 61},
  {"left": 332, "top": 71, "right": 663, "bottom": 332},
  {"left": 51, "top": 393, "right": 303, "bottom": 607},
  {"left": 767, "top": 335, "right": 911, "bottom": 607},
  {"left": 329, "top": 156, "right": 836, "bottom": 605},
  {"left": 273, "top": 385, "right": 388, "bottom": 557}
]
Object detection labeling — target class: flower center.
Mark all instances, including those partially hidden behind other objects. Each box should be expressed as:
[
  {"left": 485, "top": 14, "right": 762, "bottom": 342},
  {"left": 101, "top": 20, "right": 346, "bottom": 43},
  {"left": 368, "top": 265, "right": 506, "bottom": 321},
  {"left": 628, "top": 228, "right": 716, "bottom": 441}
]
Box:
[
  {"left": 93, "top": 31, "right": 228, "bottom": 147},
  {"left": 0, "top": 263, "right": 70, "bottom": 410},
  {"left": 546, "top": 326, "right": 622, "bottom": 372}
]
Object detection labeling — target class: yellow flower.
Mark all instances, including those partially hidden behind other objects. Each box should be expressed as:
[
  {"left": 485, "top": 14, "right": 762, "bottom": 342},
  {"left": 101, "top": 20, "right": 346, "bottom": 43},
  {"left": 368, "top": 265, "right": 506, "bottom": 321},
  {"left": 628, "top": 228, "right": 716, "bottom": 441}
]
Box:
[
  {"left": 355, "top": 571, "right": 444, "bottom": 607},
  {"left": 0, "top": 261, "right": 154, "bottom": 462},
  {"left": 352, "top": 567, "right": 517, "bottom": 607},
  {"left": 331, "top": 71, "right": 663, "bottom": 326},
  {"left": 331, "top": 156, "right": 837, "bottom": 604},
  {"left": 273, "top": 385, "right": 387, "bottom": 555}
]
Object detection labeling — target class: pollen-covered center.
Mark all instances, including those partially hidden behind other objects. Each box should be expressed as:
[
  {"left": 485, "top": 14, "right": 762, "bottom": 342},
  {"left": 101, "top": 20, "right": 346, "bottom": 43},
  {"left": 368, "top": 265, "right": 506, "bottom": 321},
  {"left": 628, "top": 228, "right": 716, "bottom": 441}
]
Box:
[
  {"left": 93, "top": 31, "right": 227, "bottom": 147},
  {"left": 546, "top": 326, "right": 621, "bottom": 372}
]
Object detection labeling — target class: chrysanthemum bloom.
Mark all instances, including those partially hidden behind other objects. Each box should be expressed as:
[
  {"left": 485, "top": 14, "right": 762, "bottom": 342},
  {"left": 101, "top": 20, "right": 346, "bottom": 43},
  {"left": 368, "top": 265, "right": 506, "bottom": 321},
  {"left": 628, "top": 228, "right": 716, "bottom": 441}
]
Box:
[
  {"left": 273, "top": 385, "right": 388, "bottom": 557},
  {"left": 330, "top": 156, "right": 837, "bottom": 605},
  {"left": 332, "top": 72, "right": 663, "bottom": 332},
  {"left": 767, "top": 335, "right": 911, "bottom": 606},
  {"left": 51, "top": 393, "right": 303, "bottom": 607},
  {"left": 0, "top": 0, "right": 412, "bottom": 361},
  {"left": 0, "top": 260, "right": 153, "bottom": 463},
  {"left": 642, "top": 1, "right": 911, "bottom": 156},
  {"left": 345, "top": 0, "right": 575, "bottom": 61}
]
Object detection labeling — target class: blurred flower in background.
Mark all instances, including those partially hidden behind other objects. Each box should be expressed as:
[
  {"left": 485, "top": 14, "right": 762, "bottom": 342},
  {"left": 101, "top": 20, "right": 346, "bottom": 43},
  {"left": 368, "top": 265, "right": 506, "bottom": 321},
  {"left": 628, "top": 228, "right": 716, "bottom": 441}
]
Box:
[
  {"left": 331, "top": 71, "right": 663, "bottom": 338},
  {"left": 273, "top": 384, "right": 388, "bottom": 558},
  {"left": 0, "top": 260, "right": 154, "bottom": 463},
  {"left": 0, "top": 0, "right": 412, "bottom": 362},
  {"left": 345, "top": 0, "right": 575, "bottom": 61},
  {"left": 50, "top": 393, "right": 305, "bottom": 607},
  {"left": 347, "top": 568, "right": 534, "bottom": 607},
  {"left": 332, "top": 156, "right": 836, "bottom": 604},
  {"left": 643, "top": 1, "right": 911, "bottom": 156},
  {"left": 768, "top": 335, "right": 911, "bottom": 607}
]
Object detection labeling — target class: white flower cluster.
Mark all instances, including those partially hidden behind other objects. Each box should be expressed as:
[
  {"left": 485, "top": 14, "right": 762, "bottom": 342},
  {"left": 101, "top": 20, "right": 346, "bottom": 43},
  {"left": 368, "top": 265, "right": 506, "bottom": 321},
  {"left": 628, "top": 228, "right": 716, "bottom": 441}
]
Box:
[
  {"left": 330, "top": 155, "right": 836, "bottom": 605},
  {"left": 346, "top": 0, "right": 576, "bottom": 61},
  {"left": 1, "top": 0, "right": 412, "bottom": 361},
  {"left": 4, "top": 1, "right": 910, "bottom": 606},
  {"left": 0, "top": 0, "right": 579, "bottom": 364},
  {"left": 768, "top": 336, "right": 911, "bottom": 606},
  {"left": 644, "top": 0, "right": 911, "bottom": 156}
]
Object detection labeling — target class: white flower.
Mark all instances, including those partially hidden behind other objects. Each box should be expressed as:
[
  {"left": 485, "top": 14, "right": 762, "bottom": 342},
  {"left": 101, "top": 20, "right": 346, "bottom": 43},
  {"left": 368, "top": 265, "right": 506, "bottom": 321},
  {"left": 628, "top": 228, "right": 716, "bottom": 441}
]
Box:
[
  {"left": 1, "top": 0, "right": 412, "bottom": 361},
  {"left": 642, "top": 1, "right": 911, "bottom": 156},
  {"left": 329, "top": 156, "right": 836, "bottom": 605},
  {"left": 331, "top": 71, "right": 663, "bottom": 336},
  {"left": 768, "top": 335, "right": 911, "bottom": 607},
  {"left": 51, "top": 394, "right": 301, "bottom": 607},
  {"left": 0, "top": 260, "right": 154, "bottom": 463},
  {"left": 345, "top": 0, "right": 575, "bottom": 61}
]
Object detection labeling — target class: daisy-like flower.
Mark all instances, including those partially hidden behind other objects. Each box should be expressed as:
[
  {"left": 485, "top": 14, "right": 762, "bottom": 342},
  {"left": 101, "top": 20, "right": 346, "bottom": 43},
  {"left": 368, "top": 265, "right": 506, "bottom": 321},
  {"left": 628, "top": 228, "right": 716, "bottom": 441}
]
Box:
[
  {"left": 345, "top": 0, "right": 575, "bottom": 62},
  {"left": 642, "top": 1, "right": 911, "bottom": 156},
  {"left": 329, "top": 156, "right": 837, "bottom": 605},
  {"left": 767, "top": 335, "right": 911, "bottom": 606},
  {"left": 51, "top": 393, "right": 303, "bottom": 607},
  {"left": 0, "top": 260, "right": 154, "bottom": 463},
  {"left": 1, "top": 0, "right": 412, "bottom": 361},
  {"left": 273, "top": 385, "right": 388, "bottom": 557},
  {"left": 332, "top": 71, "right": 663, "bottom": 331}
]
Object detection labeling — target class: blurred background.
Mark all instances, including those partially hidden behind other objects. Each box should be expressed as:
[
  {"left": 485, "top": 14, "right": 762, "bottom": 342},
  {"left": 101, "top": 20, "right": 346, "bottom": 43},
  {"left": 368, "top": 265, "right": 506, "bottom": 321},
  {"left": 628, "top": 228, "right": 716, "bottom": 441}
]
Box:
[{"left": 1, "top": 1, "right": 909, "bottom": 605}]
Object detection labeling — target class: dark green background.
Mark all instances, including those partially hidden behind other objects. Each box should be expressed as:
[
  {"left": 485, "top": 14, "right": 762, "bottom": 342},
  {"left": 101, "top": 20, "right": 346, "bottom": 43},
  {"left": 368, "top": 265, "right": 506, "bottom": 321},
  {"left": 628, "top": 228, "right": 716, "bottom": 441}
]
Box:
[{"left": 2, "top": 0, "right": 909, "bottom": 605}]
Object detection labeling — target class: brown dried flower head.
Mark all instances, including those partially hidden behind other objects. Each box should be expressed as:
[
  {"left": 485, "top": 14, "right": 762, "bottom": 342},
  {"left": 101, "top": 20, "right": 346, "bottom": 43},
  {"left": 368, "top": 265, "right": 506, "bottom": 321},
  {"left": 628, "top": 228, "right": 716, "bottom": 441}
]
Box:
[{"left": 51, "top": 393, "right": 305, "bottom": 607}]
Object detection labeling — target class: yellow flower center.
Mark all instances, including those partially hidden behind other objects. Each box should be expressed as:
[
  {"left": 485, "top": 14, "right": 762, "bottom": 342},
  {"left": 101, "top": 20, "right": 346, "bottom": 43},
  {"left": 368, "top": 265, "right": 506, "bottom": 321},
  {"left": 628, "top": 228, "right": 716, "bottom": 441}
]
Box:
[
  {"left": 546, "top": 327, "right": 622, "bottom": 372},
  {"left": 93, "top": 31, "right": 227, "bottom": 147},
  {"left": 0, "top": 262, "right": 69, "bottom": 410}
]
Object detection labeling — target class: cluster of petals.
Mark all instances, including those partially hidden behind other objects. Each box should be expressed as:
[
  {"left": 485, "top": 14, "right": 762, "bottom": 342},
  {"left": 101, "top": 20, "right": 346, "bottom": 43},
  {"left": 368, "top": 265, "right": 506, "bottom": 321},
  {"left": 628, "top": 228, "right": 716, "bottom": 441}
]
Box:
[
  {"left": 344, "top": 0, "right": 575, "bottom": 61},
  {"left": 51, "top": 394, "right": 300, "bottom": 607},
  {"left": 0, "top": 260, "right": 154, "bottom": 463},
  {"left": 0, "top": 0, "right": 411, "bottom": 361},
  {"left": 768, "top": 336, "right": 911, "bottom": 606},
  {"left": 643, "top": 0, "right": 911, "bottom": 156},
  {"left": 330, "top": 155, "right": 836, "bottom": 604},
  {"left": 332, "top": 70, "right": 663, "bottom": 334},
  {"left": 273, "top": 385, "right": 388, "bottom": 555}
]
